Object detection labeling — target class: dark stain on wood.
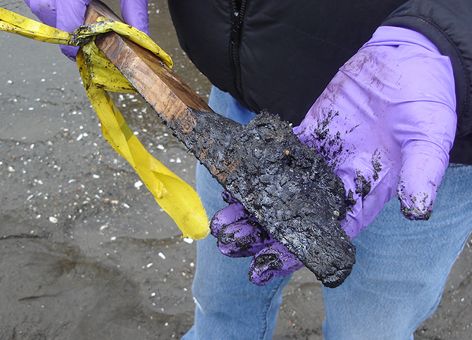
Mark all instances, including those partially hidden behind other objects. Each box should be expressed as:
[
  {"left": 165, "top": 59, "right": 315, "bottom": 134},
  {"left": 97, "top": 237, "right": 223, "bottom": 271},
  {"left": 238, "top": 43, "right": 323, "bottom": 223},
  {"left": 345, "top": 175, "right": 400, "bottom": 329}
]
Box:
[{"left": 84, "top": 0, "right": 356, "bottom": 287}]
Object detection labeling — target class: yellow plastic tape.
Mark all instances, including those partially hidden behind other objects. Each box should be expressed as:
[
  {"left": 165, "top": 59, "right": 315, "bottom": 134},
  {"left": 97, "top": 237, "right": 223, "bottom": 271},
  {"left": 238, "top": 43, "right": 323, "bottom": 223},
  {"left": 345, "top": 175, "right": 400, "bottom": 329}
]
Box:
[{"left": 0, "top": 8, "right": 209, "bottom": 239}]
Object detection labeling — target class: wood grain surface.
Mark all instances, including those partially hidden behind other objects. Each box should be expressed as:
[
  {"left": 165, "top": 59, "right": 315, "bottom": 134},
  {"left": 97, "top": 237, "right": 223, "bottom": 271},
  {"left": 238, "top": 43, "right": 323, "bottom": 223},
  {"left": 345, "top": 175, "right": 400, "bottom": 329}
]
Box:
[{"left": 85, "top": 0, "right": 211, "bottom": 134}]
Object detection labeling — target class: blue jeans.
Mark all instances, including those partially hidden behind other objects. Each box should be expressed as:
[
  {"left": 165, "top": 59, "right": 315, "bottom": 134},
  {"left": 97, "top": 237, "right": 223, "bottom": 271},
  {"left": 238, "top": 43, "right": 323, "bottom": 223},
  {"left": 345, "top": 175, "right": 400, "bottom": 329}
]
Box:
[{"left": 183, "top": 87, "right": 472, "bottom": 340}]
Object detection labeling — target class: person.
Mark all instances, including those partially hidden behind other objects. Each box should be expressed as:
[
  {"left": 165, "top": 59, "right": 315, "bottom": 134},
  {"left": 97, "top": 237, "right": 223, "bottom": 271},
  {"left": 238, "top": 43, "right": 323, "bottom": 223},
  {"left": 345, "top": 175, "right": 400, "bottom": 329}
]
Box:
[{"left": 25, "top": 0, "right": 472, "bottom": 339}]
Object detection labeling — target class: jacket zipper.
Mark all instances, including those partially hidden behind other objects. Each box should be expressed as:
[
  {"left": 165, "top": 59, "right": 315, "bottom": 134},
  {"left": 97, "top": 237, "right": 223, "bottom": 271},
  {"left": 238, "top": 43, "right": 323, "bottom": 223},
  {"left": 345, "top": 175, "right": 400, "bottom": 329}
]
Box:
[{"left": 230, "top": 0, "right": 247, "bottom": 97}]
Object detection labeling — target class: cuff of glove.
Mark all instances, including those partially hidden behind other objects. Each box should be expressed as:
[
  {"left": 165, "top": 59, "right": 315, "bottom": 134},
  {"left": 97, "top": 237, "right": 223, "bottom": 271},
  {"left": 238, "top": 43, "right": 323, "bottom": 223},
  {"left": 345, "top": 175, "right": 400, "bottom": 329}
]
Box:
[{"left": 364, "top": 26, "right": 440, "bottom": 54}]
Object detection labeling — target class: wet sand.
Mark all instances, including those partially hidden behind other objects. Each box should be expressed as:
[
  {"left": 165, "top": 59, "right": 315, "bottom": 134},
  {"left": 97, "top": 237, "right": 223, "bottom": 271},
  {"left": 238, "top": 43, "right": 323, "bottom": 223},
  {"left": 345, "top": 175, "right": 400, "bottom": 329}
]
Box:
[{"left": 0, "top": 1, "right": 471, "bottom": 339}]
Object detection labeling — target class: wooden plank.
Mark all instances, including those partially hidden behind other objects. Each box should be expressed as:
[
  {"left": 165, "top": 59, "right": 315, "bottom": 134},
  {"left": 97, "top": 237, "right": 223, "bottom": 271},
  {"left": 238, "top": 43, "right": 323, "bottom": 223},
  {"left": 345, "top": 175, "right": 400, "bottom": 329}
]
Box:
[{"left": 84, "top": 0, "right": 356, "bottom": 288}]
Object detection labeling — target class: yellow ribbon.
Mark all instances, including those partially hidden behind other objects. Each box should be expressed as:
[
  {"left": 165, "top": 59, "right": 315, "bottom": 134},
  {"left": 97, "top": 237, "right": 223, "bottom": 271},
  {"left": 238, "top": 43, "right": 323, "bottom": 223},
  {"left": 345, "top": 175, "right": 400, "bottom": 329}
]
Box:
[{"left": 0, "top": 8, "right": 209, "bottom": 239}]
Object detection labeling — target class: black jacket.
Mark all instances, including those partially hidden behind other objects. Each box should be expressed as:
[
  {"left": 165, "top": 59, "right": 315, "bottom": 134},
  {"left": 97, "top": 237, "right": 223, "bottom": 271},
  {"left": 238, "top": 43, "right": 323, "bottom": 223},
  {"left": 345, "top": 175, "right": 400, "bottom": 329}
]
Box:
[{"left": 169, "top": 0, "right": 472, "bottom": 164}]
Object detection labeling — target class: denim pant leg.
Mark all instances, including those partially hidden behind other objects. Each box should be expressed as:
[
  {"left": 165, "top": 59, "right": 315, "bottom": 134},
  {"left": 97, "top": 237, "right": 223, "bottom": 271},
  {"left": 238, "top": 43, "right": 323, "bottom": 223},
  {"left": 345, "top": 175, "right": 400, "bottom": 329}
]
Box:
[
  {"left": 183, "top": 87, "right": 291, "bottom": 340},
  {"left": 323, "top": 164, "right": 472, "bottom": 340}
]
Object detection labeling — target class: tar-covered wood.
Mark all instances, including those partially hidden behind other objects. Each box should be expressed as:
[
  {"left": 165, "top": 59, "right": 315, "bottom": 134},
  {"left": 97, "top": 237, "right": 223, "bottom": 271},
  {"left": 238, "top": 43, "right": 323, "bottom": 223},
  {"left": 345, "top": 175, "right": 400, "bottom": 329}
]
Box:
[
  {"left": 188, "top": 111, "right": 355, "bottom": 287},
  {"left": 85, "top": 0, "right": 356, "bottom": 287}
]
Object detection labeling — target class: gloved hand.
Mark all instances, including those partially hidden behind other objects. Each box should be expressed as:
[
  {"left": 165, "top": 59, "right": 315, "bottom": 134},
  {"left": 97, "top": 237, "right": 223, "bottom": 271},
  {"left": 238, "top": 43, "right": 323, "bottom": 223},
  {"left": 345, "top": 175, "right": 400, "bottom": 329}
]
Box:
[
  {"left": 24, "top": 0, "right": 149, "bottom": 58},
  {"left": 211, "top": 192, "right": 304, "bottom": 284},
  {"left": 211, "top": 26, "right": 457, "bottom": 285}
]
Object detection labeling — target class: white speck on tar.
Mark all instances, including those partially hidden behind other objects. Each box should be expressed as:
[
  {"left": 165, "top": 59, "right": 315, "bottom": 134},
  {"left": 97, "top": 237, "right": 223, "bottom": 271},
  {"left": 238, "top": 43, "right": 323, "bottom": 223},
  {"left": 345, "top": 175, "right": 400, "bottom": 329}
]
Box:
[
  {"left": 158, "top": 252, "right": 166, "bottom": 260},
  {"left": 49, "top": 216, "right": 58, "bottom": 223}
]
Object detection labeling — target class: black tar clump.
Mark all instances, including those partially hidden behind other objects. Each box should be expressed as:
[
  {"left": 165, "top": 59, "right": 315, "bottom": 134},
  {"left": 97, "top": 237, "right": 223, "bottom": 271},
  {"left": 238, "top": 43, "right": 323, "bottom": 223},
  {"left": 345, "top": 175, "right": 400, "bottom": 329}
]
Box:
[{"left": 178, "top": 110, "right": 356, "bottom": 288}]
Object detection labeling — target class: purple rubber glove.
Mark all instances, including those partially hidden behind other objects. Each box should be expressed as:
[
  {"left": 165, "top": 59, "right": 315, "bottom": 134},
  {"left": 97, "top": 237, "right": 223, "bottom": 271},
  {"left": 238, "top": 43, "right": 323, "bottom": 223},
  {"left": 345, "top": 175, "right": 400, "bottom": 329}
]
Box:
[
  {"left": 211, "top": 192, "right": 303, "bottom": 285},
  {"left": 24, "top": 0, "right": 149, "bottom": 59},
  {"left": 211, "top": 26, "right": 457, "bottom": 285}
]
